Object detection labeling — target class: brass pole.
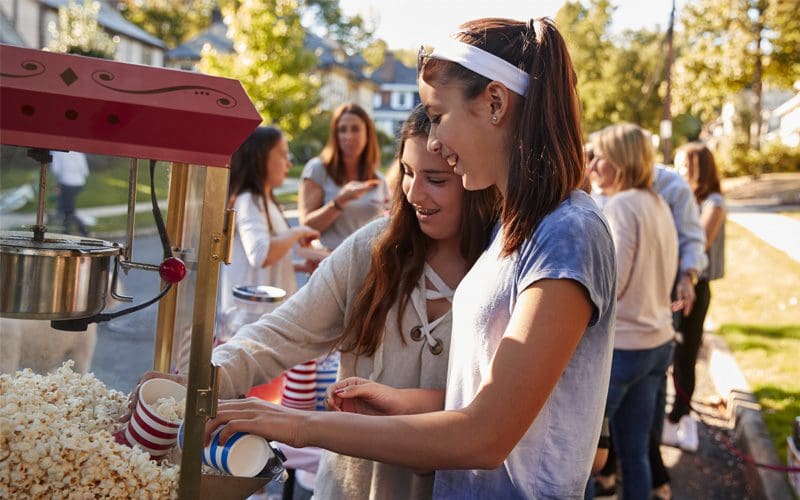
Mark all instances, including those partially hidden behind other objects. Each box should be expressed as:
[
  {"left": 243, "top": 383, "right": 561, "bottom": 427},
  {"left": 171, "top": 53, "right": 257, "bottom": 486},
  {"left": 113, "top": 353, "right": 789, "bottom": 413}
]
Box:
[
  {"left": 153, "top": 162, "right": 189, "bottom": 373},
  {"left": 178, "top": 166, "right": 229, "bottom": 500}
]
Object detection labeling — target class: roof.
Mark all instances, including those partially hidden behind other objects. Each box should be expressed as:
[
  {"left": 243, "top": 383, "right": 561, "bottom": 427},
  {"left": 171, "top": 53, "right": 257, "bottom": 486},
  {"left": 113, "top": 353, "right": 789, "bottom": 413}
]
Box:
[
  {"left": 0, "top": 11, "right": 27, "bottom": 47},
  {"left": 371, "top": 52, "right": 417, "bottom": 85},
  {"left": 166, "top": 21, "right": 231, "bottom": 60},
  {"left": 39, "top": 0, "right": 166, "bottom": 48},
  {"left": 168, "top": 24, "right": 373, "bottom": 82}
]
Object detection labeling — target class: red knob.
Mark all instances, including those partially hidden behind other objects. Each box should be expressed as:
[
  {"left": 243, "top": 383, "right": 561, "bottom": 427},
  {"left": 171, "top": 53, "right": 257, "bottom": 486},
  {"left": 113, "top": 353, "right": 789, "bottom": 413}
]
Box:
[{"left": 159, "top": 256, "right": 187, "bottom": 284}]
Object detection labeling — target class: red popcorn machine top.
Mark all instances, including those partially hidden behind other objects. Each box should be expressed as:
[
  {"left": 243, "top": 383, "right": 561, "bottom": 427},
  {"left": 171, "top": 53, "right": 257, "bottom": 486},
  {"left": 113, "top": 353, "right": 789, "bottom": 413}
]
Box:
[{"left": 0, "top": 44, "right": 273, "bottom": 498}]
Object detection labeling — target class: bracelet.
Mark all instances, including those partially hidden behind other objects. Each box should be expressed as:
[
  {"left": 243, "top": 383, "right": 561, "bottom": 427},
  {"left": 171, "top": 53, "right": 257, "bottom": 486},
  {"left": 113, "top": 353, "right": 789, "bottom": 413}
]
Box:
[{"left": 332, "top": 198, "right": 343, "bottom": 211}]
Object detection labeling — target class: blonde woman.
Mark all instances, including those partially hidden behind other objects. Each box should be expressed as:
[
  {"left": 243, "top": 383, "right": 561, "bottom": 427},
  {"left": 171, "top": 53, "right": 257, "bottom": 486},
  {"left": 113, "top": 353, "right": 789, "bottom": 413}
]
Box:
[{"left": 590, "top": 123, "right": 678, "bottom": 500}]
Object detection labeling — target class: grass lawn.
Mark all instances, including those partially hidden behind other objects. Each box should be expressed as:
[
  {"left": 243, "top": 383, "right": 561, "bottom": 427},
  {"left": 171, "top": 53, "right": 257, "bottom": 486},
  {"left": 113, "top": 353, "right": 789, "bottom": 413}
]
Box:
[
  {"left": 0, "top": 147, "right": 171, "bottom": 213},
  {"left": 709, "top": 220, "right": 800, "bottom": 462}
]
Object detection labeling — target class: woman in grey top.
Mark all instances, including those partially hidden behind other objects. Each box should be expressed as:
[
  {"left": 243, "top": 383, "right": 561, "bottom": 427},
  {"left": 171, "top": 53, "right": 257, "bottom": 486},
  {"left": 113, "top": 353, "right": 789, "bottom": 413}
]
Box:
[
  {"left": 663, "top": 142, "right": 726, "bottom": 453},
  {"left": 299, "top": 103, "right": 389, "bottom": 250}
]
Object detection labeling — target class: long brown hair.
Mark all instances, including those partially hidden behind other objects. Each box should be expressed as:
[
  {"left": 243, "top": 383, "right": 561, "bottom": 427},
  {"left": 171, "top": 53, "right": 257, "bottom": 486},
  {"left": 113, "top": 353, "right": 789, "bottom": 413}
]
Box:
[
  {"left": 418, "top": 18, "right": 584, "bottom": 256},
  {"left": 335, "top": 104, "right": 500, "bottom": 356},
  {"left": 228, "top": 126, "right": 286, "bottom": 232},
  {"left": 678, "top": 142, "right": 722, "bottom": 203},
  {"left": 319, "top": 102, "right": 381, "bottom": 185}
]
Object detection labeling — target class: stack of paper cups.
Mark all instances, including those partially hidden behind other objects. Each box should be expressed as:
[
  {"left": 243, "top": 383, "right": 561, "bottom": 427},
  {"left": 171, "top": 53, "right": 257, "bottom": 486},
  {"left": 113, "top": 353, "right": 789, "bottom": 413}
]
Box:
[
  {"left": 281, "top": 360, "right": 317, "bottom": 410},
  {"left": 315, "top": 353, "right": 340, "bottom": 411}
]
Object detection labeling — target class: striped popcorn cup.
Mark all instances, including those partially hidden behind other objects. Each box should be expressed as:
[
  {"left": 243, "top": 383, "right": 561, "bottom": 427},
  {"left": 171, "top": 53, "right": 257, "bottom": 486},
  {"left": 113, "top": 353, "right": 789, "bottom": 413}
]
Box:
[
  {"left": 178, "top": 423, "right": 281, "bottom": 477},
  {"left": 122, "top": 378, "right": 186, "bottom": 457},
  {"left": 315, "top": 353, "right": 340, "bottom": 411},
  {"left": 281, "top": 360, "right": 317, "bottom": 410}
]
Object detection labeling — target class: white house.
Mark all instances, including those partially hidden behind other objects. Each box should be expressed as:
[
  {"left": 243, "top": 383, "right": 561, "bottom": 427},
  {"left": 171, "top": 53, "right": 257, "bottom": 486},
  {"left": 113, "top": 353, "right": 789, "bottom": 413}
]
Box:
[
  {"left": 371, "top": 51, "right": 419, "bottom": 138},
  {"left": 166, "top": 16, "right": 378, "bottom": 115},
  {"left": 0, "top": 0, "right": 166, "bottom": 66},
  {"left": 764, "top": 82, "right": 800, "bottom": 148}
]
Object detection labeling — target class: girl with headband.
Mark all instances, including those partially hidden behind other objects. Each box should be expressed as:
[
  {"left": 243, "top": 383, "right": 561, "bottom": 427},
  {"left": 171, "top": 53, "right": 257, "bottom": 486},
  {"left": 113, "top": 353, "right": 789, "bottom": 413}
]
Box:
[{"left": 206, "top": 18, "right": 616, "bottom": 498}]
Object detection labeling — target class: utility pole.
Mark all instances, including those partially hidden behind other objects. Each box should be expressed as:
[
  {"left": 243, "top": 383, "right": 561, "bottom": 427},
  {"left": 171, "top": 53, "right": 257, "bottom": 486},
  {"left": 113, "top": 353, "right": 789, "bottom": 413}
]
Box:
[{"left": 661, "top": 0, "right": 676, "bottom": 164}]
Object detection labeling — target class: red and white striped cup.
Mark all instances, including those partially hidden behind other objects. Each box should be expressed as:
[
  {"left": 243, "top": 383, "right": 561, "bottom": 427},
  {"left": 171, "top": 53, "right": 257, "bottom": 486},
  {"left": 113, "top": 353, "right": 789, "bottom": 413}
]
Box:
[
  {"left": 281, "top": 360, "right": 317, "bottom": 410},
  {"left": 122, "top": 378, "right": 186, "bottom": 457}
]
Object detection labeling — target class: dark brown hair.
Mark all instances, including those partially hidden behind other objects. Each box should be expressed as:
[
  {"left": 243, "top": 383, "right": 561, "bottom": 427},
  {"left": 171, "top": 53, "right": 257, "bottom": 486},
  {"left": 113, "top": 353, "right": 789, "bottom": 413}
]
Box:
[
  {"left": 320, "top": 102, "right": 381, "bottom": 185},
  {"left": 335, "top": 104, "right": 500, "bottom": 356},
  {"left": 228, "top": 126, "right": 285, "bottom": 232},
  {"left": 678, "top": 142, "right": 722, "bottom": 203},
  {"left": 418, "top": 18, "right": 584, "bottom": 256}
]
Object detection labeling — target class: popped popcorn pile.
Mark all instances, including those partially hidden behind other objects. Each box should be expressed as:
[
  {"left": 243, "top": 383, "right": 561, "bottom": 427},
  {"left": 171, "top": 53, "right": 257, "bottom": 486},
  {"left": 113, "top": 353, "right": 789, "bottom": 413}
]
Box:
[
  {"left": 0, "top": 361, "right": 179, "bottom": 499},
  {"left": 152, "top": 396, "right": 185, "bottom": 422}
]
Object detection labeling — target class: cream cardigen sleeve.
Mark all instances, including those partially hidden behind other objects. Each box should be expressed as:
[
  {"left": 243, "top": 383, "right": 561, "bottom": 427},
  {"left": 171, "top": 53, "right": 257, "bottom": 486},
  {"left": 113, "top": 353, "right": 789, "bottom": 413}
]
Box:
[{"left": 211, "top": 219, "right": 385, "bottom": 398}]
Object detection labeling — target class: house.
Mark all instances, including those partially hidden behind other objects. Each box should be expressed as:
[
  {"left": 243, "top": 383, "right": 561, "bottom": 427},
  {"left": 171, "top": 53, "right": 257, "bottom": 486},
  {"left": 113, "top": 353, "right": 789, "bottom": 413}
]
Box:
[
  {"left": 166, "top": 16, "right": 378, "bottom": 115},
  {"left": 0, "top": 0, "right": 166, "bottom": 66},
  {"left": 371, "top": 51, "right": 420, "bottom": 138},
  {"left": 764, "top": 82, "right": 800, "bottom": 148}
]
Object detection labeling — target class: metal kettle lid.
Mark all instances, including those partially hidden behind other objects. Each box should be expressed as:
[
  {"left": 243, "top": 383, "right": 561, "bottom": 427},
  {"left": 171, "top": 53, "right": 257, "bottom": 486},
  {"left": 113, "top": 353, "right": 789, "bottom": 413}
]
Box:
[
  {"left": 232, "top": 285, "right": 287, "bottom": 303},
  {"left": 0, "top": 230, "right": 120, "bottom": 257}
]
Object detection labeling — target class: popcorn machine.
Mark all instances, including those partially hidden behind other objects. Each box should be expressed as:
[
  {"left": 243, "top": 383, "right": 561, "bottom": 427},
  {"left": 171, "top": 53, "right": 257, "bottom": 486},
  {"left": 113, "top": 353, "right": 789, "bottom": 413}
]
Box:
[{"left": 0, "top": 44, "right": 273, "bottom": 498}]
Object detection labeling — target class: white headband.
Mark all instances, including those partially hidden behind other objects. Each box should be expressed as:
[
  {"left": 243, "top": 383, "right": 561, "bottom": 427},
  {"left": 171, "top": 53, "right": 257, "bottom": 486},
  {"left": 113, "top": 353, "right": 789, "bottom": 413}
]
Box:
[{"left": 427, "top": 37, "right": 529, "bottom": 96}]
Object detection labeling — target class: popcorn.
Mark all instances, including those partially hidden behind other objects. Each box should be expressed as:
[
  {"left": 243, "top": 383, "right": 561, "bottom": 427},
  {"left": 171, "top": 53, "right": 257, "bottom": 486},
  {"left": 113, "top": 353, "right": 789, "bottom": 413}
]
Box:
[
  {"left": 152, "top": 396, "right": 186, "bottom": 422},
  {"left": 0, "top": 361, "right": 179, "bottom": 498}
]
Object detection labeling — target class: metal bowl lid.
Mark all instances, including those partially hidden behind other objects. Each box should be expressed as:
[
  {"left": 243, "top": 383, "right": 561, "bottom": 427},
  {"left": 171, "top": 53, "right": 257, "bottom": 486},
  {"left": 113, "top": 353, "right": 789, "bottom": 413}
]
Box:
[
  {"left": 0, "top": 230, "right": 120, "bottom": 257},
  {"left": 232, "top": 285, "right": 287, "bottom": 303}
]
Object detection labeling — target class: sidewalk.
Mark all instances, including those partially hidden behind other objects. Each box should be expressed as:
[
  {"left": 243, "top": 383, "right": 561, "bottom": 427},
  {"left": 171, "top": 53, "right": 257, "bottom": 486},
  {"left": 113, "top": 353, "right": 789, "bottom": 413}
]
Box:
[
  {"left": 726, "top": 209, "right": 800, "bottom": 263},
  {"left": 0, "top": 177, "right": 303, "bottom": 231}
]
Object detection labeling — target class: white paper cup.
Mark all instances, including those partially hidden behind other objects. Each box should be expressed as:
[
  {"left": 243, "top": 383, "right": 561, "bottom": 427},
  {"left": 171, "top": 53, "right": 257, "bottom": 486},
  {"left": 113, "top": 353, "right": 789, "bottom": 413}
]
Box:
[
  {"left": 122, "top": 378, "right": 186, "bottom": 457},
  {"left": 178, "top": 423, "right": 276, "bottom": 477}
]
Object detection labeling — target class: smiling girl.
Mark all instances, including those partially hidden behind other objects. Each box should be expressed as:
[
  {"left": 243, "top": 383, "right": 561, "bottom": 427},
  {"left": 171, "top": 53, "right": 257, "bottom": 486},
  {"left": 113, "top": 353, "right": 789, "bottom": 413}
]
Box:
[
  {"left": 206, "top": 18, "right": 616, "bottom": 498},
  {"left": 198, "top": 105, "right": 497, "bottom": 498}
]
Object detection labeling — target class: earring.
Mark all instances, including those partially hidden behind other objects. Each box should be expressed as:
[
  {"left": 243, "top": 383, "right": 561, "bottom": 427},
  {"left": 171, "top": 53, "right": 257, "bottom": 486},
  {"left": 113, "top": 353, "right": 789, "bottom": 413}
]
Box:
[{"left": 491, "top": 115, "right": 498, "bottom": 124}]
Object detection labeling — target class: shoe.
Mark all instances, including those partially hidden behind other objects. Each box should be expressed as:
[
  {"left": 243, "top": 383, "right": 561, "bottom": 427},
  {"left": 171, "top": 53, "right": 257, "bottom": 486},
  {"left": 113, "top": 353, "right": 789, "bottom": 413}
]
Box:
[
  {"left": 652, "top": 482, "right": 672, "bottom": 500},
  {"left": 661, "top": 417, "right": 680, "bottom": 448},
  {"left": 677, "top": 414, "right": 699, "bottom": 452},
  {"left": 593, "top": 476, "right": 617, "bottom": 497}
]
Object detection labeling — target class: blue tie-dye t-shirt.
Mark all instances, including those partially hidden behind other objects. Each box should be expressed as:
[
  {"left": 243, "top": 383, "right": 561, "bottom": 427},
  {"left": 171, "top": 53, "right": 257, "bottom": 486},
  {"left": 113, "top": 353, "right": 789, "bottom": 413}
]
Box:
[{"left": 434, "top": 190, "right": 617, "bottom": 499}]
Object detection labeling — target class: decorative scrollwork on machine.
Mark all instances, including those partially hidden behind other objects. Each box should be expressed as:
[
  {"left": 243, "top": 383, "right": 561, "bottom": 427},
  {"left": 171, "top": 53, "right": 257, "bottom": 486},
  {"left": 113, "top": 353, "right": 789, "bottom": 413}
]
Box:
[
  {"left": 90, "top": 70, "right": 237, "bottom": 108},
  {"left": 0, "top": 60, "right": 46, "bottom": 78}
]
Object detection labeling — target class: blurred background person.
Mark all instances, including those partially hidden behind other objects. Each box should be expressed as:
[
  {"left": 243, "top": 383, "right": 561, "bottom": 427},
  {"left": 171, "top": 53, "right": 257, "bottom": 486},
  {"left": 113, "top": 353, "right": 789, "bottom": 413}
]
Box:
[
  {"left": 219, "top": 125, "right": 319, "bottom": 316},
  {"left": 50, "top": 150, "right": 89, "bottom": 236},
  {"left": 588, "top": 128, "right": 706, "bottom": 499},
  {"left": 591, "top": 123, "right": 678, "bottom": 500},
  {"left": 662, "top": 142, "right": 726, "bottom": 453},
  {"left": 298, "top": 102, "right": 388, "bottom": 251}
]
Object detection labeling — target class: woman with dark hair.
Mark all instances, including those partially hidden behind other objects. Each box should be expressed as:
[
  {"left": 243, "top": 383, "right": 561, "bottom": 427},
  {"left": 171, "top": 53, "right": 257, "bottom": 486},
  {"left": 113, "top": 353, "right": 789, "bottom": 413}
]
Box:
[
  {"left": 663, "top": 142, "right": 726, "bottom": 453},
  {"left": 299, "top": 102, "right": 389, "bottom": 250},
  {"left": 206, "top": 18, "right": 616, "bottom": 498},
  {"left": 218, "top": 126, "right": 320, "bottom": 314},
  {"left": 138, "top": 105, "right": 499, "bottom": 498}
]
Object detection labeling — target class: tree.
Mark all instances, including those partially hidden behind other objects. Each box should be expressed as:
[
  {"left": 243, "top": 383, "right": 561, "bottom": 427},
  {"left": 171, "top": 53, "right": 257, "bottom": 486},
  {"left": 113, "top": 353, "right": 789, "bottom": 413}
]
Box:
[
  {"left": 556, "top": 0, "right": 664, "bottom": 136},
  {"left": 303, "top": 0, "right": 374, "bottom": 52},
  {"left": 199, "top": 0, "right": 319, "bottom": 137},
  {"left": 674, "top": 0, "right": 800, "bottom": 143},
  {"left": 116, "top": 0, "right": 215, "bottom": 48},
  {"left": 48, "top": 0, "right": 116, "bottom": 59}
]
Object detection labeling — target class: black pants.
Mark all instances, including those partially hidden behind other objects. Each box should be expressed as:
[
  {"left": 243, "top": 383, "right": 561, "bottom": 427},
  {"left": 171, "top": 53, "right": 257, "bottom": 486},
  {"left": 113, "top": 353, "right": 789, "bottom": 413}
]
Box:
[
  {"left": 668, "top": 279, "right": 711, "bottom": 421},
  {"left": 57, "top": 183, "right": 88, "bottom": 236}
]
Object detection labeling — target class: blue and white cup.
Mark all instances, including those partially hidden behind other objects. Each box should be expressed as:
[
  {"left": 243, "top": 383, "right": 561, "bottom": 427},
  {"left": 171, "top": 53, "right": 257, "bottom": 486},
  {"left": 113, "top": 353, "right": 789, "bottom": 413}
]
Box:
[{"left": 178, "top": 422, "right": 283, "bottom": 477}]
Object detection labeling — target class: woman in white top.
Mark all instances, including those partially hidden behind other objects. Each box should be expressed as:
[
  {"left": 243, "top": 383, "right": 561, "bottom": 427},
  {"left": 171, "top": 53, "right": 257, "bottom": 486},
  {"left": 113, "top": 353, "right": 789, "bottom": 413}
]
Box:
[
  {"left": 299, "top": 103, "right": 388, "bottom": 250},
  {"left": 590, "top": 123, "right": 679, "bottom": 500},
  {"left": 219, "top": 126, "right": 319, "bottom": 314}
]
